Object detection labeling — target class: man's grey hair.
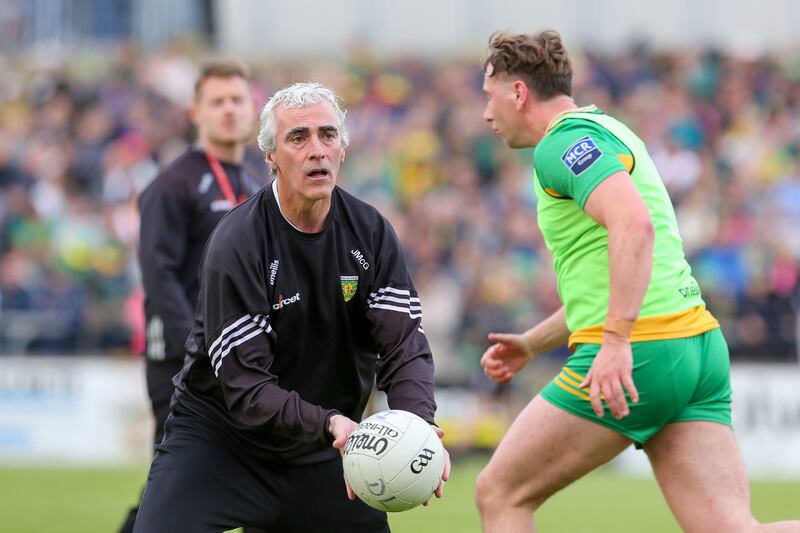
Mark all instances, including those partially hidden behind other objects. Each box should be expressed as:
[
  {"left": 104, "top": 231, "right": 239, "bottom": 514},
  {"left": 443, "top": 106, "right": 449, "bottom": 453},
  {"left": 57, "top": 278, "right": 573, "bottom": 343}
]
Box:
[{"left": 257, "top": 82, "right": 350, "bottom": 154}]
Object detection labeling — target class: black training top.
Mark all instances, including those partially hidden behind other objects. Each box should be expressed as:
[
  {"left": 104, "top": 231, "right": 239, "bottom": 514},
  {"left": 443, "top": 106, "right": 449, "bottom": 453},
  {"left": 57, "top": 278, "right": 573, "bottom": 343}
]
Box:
[
  {"left": 173, "top": 182, "right": 437, "bottom": 464},
  {"left": 138, "top": 147, "right": 265, "bottom": 362}
]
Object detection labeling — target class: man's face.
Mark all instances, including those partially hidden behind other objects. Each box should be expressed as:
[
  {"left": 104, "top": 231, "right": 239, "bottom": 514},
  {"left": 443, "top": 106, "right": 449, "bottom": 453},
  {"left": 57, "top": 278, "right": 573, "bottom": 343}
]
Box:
[
  {"left": 482, "top": 69, "right": 525, "bottom": 148},
  {"left": 267, "top": 101, "right": 345, "bottom": 202},
  {"left": 192, "top": 76, "right": 256, "bottom": 146}
]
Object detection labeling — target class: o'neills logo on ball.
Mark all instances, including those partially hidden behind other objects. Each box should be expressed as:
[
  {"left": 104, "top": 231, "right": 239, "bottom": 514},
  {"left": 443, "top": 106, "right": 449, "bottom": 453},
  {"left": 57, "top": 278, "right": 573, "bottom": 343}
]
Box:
[
  {"left": 344, "top": 433, "right": 389, "bottom": 456},
  {"left": 357, "top": 422, "right": 399, "bottom": 438}
]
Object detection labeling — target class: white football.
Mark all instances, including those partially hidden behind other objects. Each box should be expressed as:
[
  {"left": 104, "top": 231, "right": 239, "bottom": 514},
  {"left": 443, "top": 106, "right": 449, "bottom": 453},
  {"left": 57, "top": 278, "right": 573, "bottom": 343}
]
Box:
[{"left": 342, "top": 409, "right": 445, "bottom": 512}]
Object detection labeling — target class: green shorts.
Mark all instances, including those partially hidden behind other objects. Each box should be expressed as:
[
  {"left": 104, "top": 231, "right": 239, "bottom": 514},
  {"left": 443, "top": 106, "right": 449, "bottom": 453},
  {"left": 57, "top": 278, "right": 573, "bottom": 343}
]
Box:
[{"left": 540, "top": 328, "right": 732, "bottom": 447}]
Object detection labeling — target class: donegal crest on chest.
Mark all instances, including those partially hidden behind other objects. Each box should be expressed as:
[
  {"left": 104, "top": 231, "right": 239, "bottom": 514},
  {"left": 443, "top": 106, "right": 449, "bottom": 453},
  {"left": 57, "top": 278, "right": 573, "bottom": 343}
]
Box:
[{"left": 341, "top": 275, "right": 359, "bottom": 302}]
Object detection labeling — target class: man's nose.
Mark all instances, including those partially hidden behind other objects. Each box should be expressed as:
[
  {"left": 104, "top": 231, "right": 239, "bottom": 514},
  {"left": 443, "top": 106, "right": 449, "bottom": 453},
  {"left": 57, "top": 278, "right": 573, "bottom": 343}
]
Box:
[
  {"left": 222, "top": 98, "right": 238, "bottom": 114},
  {"left": 308, "top": 135, "right": 326, "bottom": 159}
]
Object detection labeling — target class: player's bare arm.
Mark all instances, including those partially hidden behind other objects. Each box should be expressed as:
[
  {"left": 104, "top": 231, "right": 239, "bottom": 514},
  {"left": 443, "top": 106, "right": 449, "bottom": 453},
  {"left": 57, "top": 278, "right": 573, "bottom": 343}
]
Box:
[
  {"left": 580, "top": 170, "right": 651, "bottom": 419},
  {"left": 481, "top": 306, "right": 569, "bottom": 384}
]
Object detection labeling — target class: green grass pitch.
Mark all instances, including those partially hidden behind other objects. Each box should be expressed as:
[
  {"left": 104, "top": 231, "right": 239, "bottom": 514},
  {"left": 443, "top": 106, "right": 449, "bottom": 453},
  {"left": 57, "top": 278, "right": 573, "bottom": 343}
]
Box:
[{"left": 0, "top": 456, "right": 797, "bottom": 532}]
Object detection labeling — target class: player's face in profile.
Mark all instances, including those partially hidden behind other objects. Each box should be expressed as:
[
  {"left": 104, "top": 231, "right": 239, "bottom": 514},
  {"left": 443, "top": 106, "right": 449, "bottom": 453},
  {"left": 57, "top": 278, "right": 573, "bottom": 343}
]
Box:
[
  {"left": 193, "top": 76, "right": 256, "bottom": 146},
  {"left": 268, "top": 102, "right": 345, "bottom": 202},
  {"left": 482, "top": 71, "right": 522, "bottom": 148}
]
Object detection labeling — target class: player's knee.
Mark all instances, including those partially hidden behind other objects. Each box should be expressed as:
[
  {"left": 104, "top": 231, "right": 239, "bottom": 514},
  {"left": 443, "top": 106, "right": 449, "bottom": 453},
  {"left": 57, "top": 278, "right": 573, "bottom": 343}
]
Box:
[
  {"left": 475, "top": 464, "right": 544, "bottom": 515},
  {"left": 474, "top": 466, "right": 498, "bottom": 515}
]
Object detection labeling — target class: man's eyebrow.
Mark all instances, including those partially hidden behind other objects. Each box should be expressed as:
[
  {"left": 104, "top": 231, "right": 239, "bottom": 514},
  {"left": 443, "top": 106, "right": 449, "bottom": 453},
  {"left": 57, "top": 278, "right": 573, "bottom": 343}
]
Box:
[
  {"left": 319, "top": 125, "right": 338, "bottom": 133},
  {"left": 285, "top": 127, "right": 309, "bottom": 139}
]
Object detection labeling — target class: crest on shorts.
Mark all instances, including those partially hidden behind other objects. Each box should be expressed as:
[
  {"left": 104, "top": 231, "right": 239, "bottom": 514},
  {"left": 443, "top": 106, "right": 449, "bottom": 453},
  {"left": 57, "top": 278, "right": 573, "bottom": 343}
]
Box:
[{"left": 341, "top": 275, "right": 359, "bottom": 302}]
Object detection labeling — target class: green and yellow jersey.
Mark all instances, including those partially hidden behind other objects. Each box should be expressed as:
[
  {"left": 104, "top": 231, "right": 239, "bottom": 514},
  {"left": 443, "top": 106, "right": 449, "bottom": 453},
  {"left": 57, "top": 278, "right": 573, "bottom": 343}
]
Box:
[{"left": 533, "top": 105, "right": 719, "bottom": 347}]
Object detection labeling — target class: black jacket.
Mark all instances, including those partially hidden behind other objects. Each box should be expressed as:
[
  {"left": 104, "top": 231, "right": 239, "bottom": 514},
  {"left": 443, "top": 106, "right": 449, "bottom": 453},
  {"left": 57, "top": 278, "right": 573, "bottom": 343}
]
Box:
[
  {"left": 173, "top": 183, "right": 437, "bottom": 463},
  {"left": 138, "top": 147, "right": 266, "bottom": 361}
]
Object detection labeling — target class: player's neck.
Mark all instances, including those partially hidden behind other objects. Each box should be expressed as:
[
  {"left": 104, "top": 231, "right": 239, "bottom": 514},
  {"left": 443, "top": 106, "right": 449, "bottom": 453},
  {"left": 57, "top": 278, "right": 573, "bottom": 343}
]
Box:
[
  {"left": 540, "top": 96, "right": 579, "bottom": 134},
  {"left": 524, "top": 95, "right": 577, "bottom": 146},
  {"left": 273, "top": 180, "right": 330, "bottom": 233},
  {"left": 288, "top": 203, "right": 330, "bottom": 233},
  {"left": 198, "top": 137, "right": 245, "bottom": 165}
]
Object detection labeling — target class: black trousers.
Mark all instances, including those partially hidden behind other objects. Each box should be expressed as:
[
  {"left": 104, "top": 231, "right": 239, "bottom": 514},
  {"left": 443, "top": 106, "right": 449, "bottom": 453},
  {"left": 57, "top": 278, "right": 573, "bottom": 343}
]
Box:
[
  {"left": 132, "top": 405, "right": 390, "bottom": 533},
  {"left": 118, "top": 358, "right": 184, "bottom": 533},
  {"left": 145, "top": 358, "right": 184, "bottom": 448}
]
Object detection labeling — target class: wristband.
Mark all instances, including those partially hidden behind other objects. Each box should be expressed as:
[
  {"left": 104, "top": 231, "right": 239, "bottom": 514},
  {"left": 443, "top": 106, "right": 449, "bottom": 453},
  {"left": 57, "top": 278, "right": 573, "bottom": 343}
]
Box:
[{"left": 604, "top": 317, "right": 634, "bottom": 339}]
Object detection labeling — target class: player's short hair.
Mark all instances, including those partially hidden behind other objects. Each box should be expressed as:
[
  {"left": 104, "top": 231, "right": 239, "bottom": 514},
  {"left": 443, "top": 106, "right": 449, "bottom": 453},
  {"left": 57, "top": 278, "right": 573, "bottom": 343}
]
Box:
[
  {"left": 194, "top": 60, "right": 251, "bottom": 101},
  {"left": 257, "top": 82, "right": 350, "bottom": 154},
  {"left": 484, "top": 30, "right": 572, "bottom": 100}
]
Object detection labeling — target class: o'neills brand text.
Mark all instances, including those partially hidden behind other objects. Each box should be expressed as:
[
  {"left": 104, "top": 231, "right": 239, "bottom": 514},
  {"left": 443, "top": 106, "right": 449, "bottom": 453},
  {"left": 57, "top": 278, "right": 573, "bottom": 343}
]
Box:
[
  {"left": 268, "top": 260, "right": 279, "bottom": 286},
  {"left": 357, "top": 422, "right": 399, "bottom": 438},
  {"left": 344, "top": 433, "right": 389, "bottom": 456}
]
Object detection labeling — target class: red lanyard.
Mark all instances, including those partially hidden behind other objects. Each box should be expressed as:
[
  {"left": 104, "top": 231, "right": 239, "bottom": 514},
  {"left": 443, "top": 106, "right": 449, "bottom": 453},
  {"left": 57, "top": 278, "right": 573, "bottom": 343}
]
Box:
[{"left": 205, "top": 152, "right": 246, "bottom": 207}]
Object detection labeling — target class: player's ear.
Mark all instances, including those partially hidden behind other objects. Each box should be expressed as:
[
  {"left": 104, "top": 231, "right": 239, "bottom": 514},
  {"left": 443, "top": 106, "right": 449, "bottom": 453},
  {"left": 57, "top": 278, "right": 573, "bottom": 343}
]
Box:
[
  {"left": 265, "top": 152, "right": 278, "bottom": 173},
  {"left": 341, "top": 149, "right": 345, "bottom": 164},
  {"left": 513, "top": 80, "right": 529, "bottom": 110},
  {"left": 189, "top": 103, "right": 199, "bottom": 127}
]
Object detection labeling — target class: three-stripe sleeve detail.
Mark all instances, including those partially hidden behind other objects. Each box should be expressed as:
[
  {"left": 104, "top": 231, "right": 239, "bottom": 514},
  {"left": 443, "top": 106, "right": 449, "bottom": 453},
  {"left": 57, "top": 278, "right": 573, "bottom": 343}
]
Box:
[
  {"left": 146, "top": 316, "right": 165, "bottom": 361},
  {"left": 367, "top": 287, "right": 422, "bottom": 320},
  {"left": 208, "top": 314, "right": 271, "bottom": 377}
]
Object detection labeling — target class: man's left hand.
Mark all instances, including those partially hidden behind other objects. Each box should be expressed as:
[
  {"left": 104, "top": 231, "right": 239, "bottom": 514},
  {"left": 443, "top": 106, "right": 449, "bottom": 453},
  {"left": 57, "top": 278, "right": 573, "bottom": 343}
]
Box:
[
  {"left": 579, "top": 333, "right": 639, "bottom": 419},
  {"left": 330, "top": 414, "right": 359, "bottom": 500}
]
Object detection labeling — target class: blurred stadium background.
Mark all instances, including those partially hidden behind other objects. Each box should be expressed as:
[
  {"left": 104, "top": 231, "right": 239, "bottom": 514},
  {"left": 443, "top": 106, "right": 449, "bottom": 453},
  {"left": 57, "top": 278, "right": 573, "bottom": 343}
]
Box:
[{"left": 1, "top": 1, "right": 799, "bottom": 531}]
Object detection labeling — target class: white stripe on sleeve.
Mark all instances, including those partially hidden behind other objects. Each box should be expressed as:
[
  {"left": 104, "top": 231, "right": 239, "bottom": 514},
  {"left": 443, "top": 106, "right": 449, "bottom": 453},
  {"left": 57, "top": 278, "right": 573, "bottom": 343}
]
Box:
[
  {"left": 209, "top": 314, "right": 271, "bottom": 372},
  {"left": 208, "top": 314, "right": 253, "bottom": 356},
  {"left": 213, "top": 324, "right": 271, "bottom": 377},
  {"left": 367, "top": 287, "right": 423, "bottom": 320},
  {"left": 146, "top": 316, "right": 165, "bottom": 361}
]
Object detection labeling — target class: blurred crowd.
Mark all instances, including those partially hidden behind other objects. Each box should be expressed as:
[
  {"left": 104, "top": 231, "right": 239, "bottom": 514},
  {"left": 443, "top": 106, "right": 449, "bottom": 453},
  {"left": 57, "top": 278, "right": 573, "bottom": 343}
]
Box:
[{"left": 1, "top": 42, "right": 798, "bottom": 375}]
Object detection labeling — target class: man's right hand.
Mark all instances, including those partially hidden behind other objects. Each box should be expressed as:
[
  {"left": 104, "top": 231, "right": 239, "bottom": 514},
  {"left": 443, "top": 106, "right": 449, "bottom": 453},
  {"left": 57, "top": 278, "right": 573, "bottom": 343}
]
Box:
[
  {"left": 329, "top": 414, "right": 359, "bottom": 500},
  {"left": 480, "top": 332, "right": 535, "bottom": 384}
]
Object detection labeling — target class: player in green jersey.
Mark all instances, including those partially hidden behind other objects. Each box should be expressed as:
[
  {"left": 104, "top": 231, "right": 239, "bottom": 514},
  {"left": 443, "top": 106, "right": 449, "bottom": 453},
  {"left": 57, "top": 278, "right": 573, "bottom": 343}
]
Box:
[{"left": 475, "top": 30, "right": 800, "bottom": 533}]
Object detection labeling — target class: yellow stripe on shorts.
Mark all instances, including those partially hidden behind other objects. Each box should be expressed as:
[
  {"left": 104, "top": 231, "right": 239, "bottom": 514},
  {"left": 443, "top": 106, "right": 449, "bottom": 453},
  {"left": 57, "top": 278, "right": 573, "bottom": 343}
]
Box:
[
  {"left": 562, "top": 367, "right": 586, "bottom": 383},
  {"left": 558, "top": 371, "right": 586, "bottom": 390},
  {"left": 553, "top": 375, "right": 591, "bottom": 401}
]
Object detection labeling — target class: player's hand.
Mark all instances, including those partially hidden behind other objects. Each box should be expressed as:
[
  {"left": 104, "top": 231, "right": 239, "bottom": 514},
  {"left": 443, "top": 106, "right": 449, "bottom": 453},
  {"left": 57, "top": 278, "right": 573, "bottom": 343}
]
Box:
[
  {"left": 423, "top": 425, "right": 450, "bottom": 507},
  {"left": 329, "top": 414, "right": 359, "bottom": 501},
  {"left": 480, "top": 332, "right": 534, "bottom": 384},
  {"left": 579, "top": 333, "right": 639, "bottom": 419}
]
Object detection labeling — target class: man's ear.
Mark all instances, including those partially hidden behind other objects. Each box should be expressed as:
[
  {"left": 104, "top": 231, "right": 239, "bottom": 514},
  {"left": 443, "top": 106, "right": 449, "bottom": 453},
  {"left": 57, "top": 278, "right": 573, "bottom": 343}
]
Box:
[
  {"left": 266, "top": 152, "right": 278, "bottom": 173},
  {"left": 513, "top": 80, "right": 529, "bottom": 111},
  {"left": 341, "top": 149, "right": 346, "bottom": 164},
  {"left": 189, "top": 104, "right": 199, "bottom": 127}
]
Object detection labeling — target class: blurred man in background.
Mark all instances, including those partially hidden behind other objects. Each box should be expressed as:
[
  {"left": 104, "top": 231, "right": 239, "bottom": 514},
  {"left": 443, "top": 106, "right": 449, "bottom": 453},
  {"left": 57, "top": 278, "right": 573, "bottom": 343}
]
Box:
[
  {"left": 118, "top": 60, "right": 266, "bottom": 533},
  {"left": 476, "top": 29, "right": 800, "bottom": 532}
]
